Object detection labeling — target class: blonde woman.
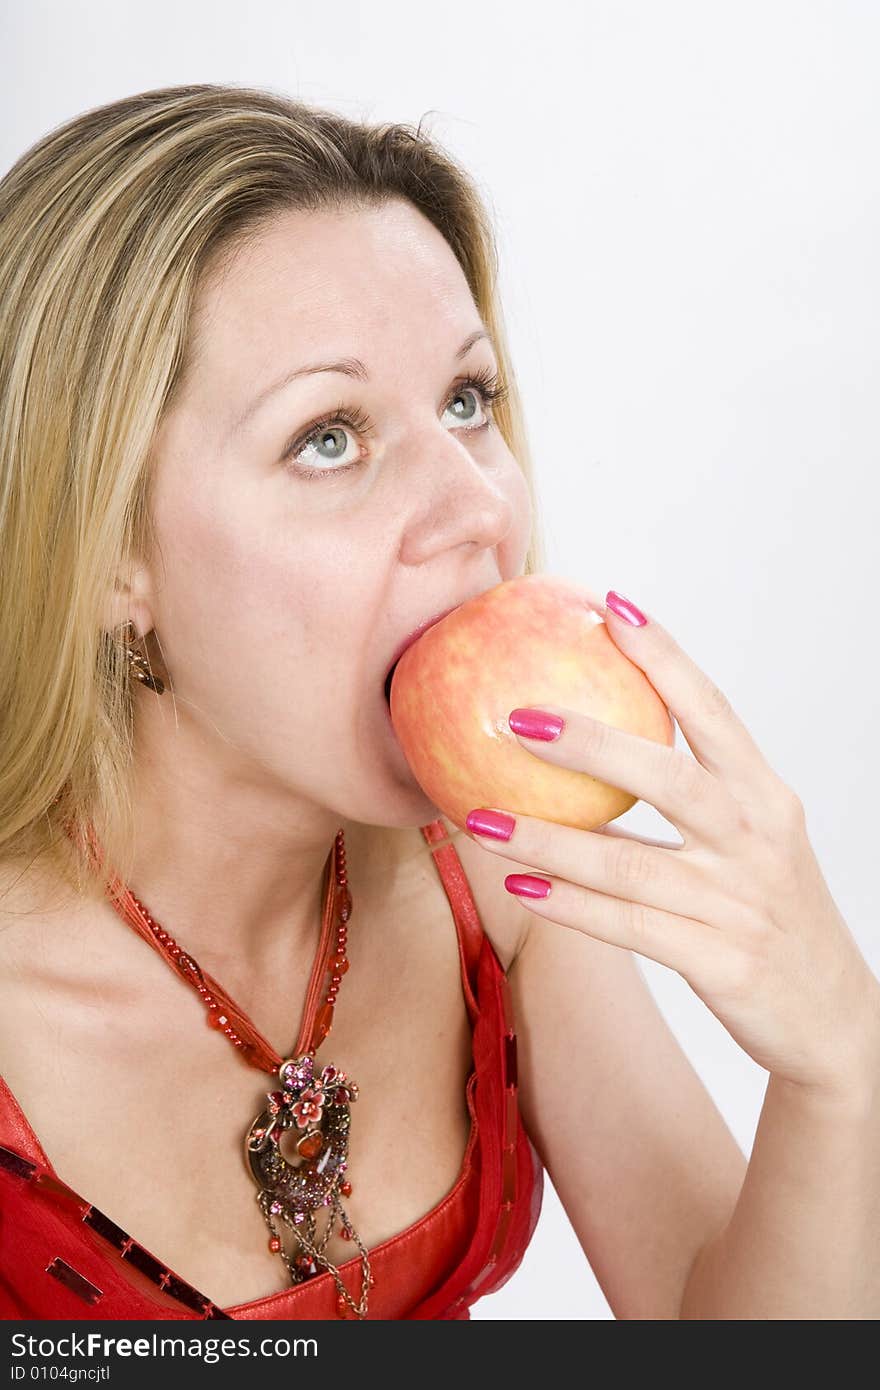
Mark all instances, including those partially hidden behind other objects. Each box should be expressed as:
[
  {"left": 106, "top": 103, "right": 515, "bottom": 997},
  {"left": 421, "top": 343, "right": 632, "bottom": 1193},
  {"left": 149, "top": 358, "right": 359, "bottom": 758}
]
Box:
[{"left": 1, "top": 84, "right": 877, "bottom": 1322}]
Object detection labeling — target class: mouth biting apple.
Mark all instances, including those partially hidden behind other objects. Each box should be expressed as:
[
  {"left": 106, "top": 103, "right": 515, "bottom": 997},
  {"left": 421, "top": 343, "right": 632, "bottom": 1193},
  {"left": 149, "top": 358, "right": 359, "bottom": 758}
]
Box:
[{"left": 386, "top": 574, "right": 675, "bottom": 831}]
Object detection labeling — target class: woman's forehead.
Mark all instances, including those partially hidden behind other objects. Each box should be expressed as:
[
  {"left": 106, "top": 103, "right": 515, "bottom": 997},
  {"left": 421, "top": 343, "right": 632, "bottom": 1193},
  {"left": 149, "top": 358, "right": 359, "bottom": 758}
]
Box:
[
  {"left": 181, "top": 205, "right": 480, "bottom": 418},
  {"left": 197, "top": 200, "right": 466, "bottom": 333}
]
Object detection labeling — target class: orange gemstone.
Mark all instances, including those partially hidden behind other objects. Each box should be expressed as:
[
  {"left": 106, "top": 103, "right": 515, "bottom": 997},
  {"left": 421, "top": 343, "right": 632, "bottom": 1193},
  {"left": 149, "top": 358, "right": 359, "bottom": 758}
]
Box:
[
  {"left": 340, "top": 1180, "right": 352, "bottom": 1197},
  {"left": 296, "top": 1130, "right": 324, "bottom": 1159},
  {"left": 329, "top": 954, "right": 349, "bottom": 974},
  {"left": 268, "top": 1236, "right": 281, "bottom": 1253}
]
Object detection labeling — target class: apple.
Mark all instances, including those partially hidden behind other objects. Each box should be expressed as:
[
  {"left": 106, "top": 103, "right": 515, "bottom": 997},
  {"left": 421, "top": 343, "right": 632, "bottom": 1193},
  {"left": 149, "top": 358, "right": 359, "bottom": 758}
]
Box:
[{"left": 388, "top": 573, "right": 675, "bottom": 832}]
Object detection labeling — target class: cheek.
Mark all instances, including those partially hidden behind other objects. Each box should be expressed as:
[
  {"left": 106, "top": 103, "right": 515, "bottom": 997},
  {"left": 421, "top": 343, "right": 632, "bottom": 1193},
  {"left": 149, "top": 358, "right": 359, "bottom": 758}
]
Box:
[
  {"left": 147, "top": 476, "right": 378, "bottom": 716},
  {"left": 148, "top": 478, "right": 310, "bottom": 674}
]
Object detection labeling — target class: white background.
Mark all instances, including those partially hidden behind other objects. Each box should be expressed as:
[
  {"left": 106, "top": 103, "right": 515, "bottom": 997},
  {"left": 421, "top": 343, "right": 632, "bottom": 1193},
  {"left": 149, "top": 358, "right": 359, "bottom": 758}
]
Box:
[{"left": 3, "top": 1, "right": 878, "bottom": 1320}]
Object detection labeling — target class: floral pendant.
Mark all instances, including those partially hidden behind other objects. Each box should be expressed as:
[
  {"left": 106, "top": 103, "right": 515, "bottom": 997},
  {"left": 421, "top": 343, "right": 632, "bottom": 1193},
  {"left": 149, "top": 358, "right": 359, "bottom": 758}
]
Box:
[{"left": 245, "top": 1053, "right": 372, "bottom": 1314}]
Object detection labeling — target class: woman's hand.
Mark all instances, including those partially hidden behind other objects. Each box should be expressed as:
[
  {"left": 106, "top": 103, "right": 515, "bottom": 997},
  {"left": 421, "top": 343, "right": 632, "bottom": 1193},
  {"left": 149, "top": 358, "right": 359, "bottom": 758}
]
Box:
[{"left": 464, "top": 589, "right": 880, "bottom": 1105}]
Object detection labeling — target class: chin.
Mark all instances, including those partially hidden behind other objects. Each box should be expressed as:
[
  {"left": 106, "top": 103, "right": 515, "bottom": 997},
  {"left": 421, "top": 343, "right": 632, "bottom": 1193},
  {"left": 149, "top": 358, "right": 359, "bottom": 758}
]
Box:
[
  {"left": 376, "top": 785, "right": 445, "bottom": 829},
  {"left": 351, "top": 765, "right": 445, "bottom": 831}
]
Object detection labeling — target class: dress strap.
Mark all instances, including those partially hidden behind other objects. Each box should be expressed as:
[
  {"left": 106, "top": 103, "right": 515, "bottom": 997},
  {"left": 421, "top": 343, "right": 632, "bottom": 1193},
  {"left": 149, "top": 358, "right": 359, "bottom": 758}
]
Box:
[
  {"left": 0, "top": 1075, "right": 52, "bottom": 1170},
  {"left": 419, "top": 820, "right": 485, "bottom": 1025}
]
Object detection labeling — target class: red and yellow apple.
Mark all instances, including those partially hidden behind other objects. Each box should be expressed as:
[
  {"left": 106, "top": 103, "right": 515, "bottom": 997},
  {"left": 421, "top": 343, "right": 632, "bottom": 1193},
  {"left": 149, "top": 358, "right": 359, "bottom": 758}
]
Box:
[{"left": 388, "top": 573, "right": 675, "bottom": 832}]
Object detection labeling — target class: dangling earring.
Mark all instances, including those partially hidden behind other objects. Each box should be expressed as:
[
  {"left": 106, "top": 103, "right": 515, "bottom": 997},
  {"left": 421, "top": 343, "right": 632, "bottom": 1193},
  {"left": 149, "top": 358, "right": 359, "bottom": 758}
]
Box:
[
  {"left": 118, "top": 620, "right": 165, "bottom": 695},
  {"left": 48, "top": 623, "right": 166, "bottom": 809}
]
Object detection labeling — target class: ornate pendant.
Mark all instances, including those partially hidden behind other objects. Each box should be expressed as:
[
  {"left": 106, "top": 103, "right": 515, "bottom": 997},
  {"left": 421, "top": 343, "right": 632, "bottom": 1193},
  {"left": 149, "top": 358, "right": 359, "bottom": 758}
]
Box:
[{"left": 245, "top": 1052, "right": 372, "bottom": 1316}]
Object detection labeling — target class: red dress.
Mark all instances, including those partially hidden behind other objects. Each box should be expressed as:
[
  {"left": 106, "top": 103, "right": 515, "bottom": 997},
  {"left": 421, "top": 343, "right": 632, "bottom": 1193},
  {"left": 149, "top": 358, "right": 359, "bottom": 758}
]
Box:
[{"left": 0, "top": 820, "right": 543, "bottom": 1320}]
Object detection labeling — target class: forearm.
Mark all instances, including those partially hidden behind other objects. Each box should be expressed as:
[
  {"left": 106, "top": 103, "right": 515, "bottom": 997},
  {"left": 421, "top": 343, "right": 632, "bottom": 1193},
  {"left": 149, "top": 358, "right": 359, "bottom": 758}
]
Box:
[{"left": 679, "top": 1068, "right": 880, "bottom": 1319}]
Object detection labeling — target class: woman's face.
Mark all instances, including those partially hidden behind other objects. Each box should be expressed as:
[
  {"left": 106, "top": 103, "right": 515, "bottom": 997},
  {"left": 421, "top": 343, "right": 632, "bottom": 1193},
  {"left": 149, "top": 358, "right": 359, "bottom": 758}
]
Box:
[{"left": 139, "top": 197, "right": 532, "bottom": 830}]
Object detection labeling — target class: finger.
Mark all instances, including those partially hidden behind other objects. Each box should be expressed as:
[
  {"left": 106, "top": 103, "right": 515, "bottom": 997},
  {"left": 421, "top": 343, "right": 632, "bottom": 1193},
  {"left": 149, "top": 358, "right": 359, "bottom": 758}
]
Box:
[
  {"left": 508, "top": 704, "right": 740, "bottom": 849},
  {"left": 598, "top": 589, "right": 784, "bottom": 808},
  {"left": 595, "top": 823, "right": 684, "bottom": 851},
  {"left": 465, "top": 807, "right": 731, "bottom": 926},
  {"left": 502, "top": 865, "right": 729, "bottom": 980}
]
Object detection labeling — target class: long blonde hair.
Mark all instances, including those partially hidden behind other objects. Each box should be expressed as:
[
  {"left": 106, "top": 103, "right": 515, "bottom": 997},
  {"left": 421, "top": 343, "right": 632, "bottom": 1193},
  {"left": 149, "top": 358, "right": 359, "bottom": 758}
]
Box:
[{"left": 0, "top": 82, "right": 547, "bottom": 911}]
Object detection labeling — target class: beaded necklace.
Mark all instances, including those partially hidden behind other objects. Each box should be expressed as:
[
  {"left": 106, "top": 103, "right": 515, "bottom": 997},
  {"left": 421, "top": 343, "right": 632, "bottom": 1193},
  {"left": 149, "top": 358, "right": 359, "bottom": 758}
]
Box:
[{"left": 69, "top": 818, "right": 371, "bottom": 1319}]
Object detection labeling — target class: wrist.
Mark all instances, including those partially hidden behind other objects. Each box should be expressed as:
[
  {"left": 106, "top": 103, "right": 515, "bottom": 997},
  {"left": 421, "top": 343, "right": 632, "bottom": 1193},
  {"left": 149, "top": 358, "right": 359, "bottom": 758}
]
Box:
[{"left": 775, "top": 973, "right": 880, "bottom": 1116}]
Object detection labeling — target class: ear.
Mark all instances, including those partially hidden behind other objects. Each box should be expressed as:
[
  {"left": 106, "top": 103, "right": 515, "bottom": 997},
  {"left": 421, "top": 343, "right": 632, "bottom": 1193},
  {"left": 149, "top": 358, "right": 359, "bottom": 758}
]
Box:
[{"left": 100, "top": 559, "right": 158, "bottom": 642}]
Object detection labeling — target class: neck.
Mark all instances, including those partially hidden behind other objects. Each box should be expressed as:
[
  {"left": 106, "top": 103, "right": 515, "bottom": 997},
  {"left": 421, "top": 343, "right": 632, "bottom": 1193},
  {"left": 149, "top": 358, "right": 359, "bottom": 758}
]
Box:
[
  {"left": 93, "top": 713, "right": 395, "bottom": 988},
  {"left": 119, "top": 795, "right": 380, "bottom": 991}
]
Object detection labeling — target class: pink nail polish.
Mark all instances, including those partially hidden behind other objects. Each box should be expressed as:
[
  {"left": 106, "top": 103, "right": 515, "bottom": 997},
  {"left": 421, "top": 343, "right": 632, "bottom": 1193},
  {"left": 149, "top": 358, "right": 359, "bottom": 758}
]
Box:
[
  {"left": 509, "top": 709, "right": 564, "bottom": 741},
  {"left": 505, "top": 874, "right": 552, "bottom": 899},
  {"left": 605, "top": 591, "right": 647, "bottom": 627},
  {"left": 466, "top": 809, "right": 515, "bottom": 842}
]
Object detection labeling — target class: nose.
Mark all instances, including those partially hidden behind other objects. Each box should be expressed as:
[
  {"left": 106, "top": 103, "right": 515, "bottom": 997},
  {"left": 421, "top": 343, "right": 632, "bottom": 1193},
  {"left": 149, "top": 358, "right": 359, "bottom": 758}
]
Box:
[{"left": 396, "top": 431, "right": 517, "bottom": 564}]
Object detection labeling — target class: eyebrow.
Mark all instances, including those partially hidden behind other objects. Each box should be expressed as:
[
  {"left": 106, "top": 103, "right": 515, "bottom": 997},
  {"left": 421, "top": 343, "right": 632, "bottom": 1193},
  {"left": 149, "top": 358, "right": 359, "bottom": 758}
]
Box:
[{"left": 230, "top": 328, "right": 495, "bottom": 437}]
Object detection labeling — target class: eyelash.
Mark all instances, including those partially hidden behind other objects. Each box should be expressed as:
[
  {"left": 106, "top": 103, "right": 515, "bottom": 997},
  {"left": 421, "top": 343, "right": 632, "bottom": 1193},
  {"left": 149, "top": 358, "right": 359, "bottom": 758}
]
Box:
[{"left": 281, "top": 365, "right": 510, "bottom": 480}]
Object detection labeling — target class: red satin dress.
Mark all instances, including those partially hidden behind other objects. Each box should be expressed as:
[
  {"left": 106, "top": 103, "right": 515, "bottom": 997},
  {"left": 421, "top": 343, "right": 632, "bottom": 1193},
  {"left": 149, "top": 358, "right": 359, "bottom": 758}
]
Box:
[{"left": 0, "top": 820, "right": 543, "bottom": 1320}]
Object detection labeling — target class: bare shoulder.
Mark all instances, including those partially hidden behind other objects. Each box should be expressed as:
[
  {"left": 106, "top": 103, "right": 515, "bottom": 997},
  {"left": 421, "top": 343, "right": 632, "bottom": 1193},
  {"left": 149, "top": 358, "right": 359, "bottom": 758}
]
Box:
[
  {"left": 0, "top": 854, "right": 77, "bottom": 960},
  {"left": 506, "top": 918, "right": 748, "bottom": 1318},
  {"left": 0, "top": 848, "right": 84, "bottom": 921},
  {"left": 0, "top": 855, "right": 95, "bottom": 1091},
  {"left": 419, "top": 817, "right": 534, "bottom": 975},
  {"left": 0, "top": 854, "right": 129, "bottom": 1017}
]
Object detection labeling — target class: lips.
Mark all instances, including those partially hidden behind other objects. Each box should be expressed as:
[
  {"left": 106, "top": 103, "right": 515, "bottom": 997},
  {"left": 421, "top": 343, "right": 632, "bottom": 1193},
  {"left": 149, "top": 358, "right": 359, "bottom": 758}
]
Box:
[{"left": 382, "top": 604, "right": 463, "bottom": 703}]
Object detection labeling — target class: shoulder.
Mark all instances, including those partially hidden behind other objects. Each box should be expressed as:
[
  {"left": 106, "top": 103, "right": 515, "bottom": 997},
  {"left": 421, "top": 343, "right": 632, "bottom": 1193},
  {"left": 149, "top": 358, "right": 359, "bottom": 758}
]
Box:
[
  {"left": 0, "top": 849, "right": 84, "bottom": 926},
  {"left": 370, "top": 820, "right": 531, "bottom": 974},
  {"left": 424, "top": 816, "right": 533, "bottom": 975},
  {"left": 0, "top": 854, "right": 126, "bottom": 1005},
  {"left": 0, "top": 857, "right": 63, "bottom": 968},
  {"left": 0, "top": 858, "right": 84, "bottom": 1084},
  {"left": 0, "top": 851, "right": 91, "bottom": 952}
]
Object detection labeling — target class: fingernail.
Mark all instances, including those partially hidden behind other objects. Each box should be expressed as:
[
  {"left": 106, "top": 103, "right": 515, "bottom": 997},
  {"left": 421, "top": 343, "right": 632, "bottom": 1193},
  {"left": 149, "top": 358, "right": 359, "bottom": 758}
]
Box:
[
  {"left": 505, "top": 874, "right": 552, "bottom": 899},
  {"left": 509, "top": 709, "right": 564, "bottom": 741},
  {"left": 605, "top": 591, "right": 647, "bottom": 627},
  {"left": 466, "top": 809, "right": 516, "bottom": 842}
]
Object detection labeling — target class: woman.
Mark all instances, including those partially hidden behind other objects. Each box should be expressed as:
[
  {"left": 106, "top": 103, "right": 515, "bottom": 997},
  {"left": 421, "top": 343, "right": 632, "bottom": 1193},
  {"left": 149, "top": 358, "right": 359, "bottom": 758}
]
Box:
[{"left": 0, "top": 84, "right": 877, "bottom": 1322}]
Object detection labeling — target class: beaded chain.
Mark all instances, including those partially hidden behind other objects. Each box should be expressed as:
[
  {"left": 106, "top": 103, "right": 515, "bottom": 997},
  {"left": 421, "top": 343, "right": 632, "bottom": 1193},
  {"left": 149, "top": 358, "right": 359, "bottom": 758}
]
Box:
[{"left": 71, "top": 819, "right": 373, "bottom": 1319}]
